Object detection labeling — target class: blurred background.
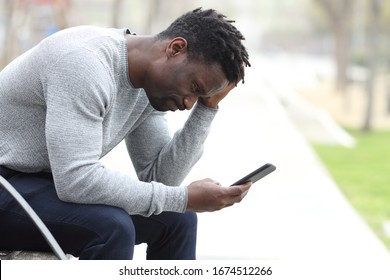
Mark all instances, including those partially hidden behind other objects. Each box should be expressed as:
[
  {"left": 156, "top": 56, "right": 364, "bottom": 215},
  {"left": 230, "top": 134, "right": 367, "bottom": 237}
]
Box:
[
  {"left": 2, "top": 0, "right": 390, "bottom": 131},
  {"left": 1, "top": 0, "right": 390, "bottom": 270}
]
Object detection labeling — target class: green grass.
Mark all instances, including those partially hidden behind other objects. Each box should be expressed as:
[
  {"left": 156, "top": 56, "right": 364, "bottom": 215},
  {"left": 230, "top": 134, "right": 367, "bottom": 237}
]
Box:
[{"left": 313, "top": 129, "right": 390, "bottom": 251}]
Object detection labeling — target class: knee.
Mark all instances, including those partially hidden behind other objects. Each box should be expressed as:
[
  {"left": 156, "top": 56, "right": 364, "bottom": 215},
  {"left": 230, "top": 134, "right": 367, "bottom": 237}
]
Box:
[
  {"left": 89, "top": 208, "right": 135, "bottom": 259},
  {"left": 95, "top": 207, "right": 135, "bottom": 243}
]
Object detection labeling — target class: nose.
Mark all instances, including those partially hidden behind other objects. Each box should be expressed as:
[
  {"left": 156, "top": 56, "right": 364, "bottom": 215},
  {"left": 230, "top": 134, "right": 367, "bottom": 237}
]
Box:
[{"left": 184, "top": 96, "right": 198, "bottom": 110}]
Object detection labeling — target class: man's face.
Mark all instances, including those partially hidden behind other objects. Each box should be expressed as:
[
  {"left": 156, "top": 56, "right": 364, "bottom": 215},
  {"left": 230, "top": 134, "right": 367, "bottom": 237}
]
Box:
[{"left": 143, "top": 55, "right": 228, "bottom": 112}]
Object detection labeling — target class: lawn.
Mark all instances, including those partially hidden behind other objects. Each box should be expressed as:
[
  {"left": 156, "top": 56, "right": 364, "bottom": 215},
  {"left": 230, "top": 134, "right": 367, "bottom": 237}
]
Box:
[{"left": 313, "top": 129, "right": 390, "bottom": 251}]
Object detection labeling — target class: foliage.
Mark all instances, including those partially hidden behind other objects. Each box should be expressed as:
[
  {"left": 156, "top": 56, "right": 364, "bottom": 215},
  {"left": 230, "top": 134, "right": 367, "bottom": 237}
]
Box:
[{"left": 313, "top": 129, "right": 390, "bottom": 251}]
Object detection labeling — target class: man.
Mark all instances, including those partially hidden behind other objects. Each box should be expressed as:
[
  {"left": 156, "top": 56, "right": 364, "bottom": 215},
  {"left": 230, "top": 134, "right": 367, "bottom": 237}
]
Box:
[{"left": 0, "top": 8, "right": 251, "bottom": 259}]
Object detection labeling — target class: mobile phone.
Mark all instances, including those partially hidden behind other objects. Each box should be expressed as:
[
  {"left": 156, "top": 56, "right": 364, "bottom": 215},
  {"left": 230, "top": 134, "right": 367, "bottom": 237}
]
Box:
[{"left": 231, "top": 163, "right": 276, "bottom": 186}]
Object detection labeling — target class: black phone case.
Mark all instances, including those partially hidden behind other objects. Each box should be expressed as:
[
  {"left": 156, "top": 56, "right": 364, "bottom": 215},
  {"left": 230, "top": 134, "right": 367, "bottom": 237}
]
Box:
[{"left": 231, "top": 163, "right": 276, "bottom": 186}]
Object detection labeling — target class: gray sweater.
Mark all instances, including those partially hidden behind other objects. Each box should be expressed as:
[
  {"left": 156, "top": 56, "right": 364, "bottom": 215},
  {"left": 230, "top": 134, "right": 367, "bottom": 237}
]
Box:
[{"left": 0, "top": 26, "right": 217, "bottom": 216}]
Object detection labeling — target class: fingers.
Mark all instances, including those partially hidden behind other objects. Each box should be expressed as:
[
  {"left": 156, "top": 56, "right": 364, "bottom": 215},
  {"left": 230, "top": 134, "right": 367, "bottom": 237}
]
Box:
[
  {"left": 197, "top": 81, "right": 237, "bottom": 108},
  {"left": 225, "top": 81, "right": 236, "bottom": 92},
  {"left": 210, "top": 182, "right": 252, "bottom": 210},
  {"left": 201, "top": 178, "right": 221, "bottom": 185},
  {"left": 225, "top": 182, "right": 252, "bottom": 204},
  {"left": 228, "top": 182, "right": 252, "bottom": 197},
  {"left": 217, "top": 192, "right": 248, "bottom": 210},
  {"left": 186, "top": 179, "right": 252, "bottom": 213}
]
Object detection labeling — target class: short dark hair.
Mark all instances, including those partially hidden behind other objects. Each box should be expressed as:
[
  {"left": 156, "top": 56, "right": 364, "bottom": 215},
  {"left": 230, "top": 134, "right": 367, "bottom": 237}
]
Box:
[{"left": 157, "top": 8, "right": 250, "bottom": 84}]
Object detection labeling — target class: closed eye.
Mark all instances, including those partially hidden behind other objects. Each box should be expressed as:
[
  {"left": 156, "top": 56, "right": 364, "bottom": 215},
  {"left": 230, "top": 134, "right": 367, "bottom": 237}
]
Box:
[{"left": 192, "top": 82, "right": 205, "bottom": 95}]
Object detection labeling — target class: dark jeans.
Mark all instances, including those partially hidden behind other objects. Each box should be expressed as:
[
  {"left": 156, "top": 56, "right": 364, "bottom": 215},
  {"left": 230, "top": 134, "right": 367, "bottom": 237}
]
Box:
[{"left": 0, "top": 166, "right": 197, "bottom": 260}]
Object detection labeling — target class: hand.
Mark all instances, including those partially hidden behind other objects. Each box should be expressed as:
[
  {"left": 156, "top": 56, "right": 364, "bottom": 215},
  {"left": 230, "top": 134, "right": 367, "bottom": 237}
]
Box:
[
  {"left": 198, "top": 81, "right": 236, "bottom": 109},
  {"left": 186, "top": 178, "right": 252, "bottom": 212}
]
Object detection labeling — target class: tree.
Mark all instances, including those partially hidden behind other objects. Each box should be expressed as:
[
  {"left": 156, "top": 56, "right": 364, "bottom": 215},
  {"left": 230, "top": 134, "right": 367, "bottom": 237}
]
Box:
[
  {"left": 362, "top": 0, "right": 382, "bottom": 131},
  {"left": 314, "top": 0, "right": 354, "bottom": 92}
]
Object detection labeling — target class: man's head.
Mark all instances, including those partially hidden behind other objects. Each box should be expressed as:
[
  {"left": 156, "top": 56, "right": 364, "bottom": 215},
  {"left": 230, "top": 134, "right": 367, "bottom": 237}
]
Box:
[
  {"left": 157, "top": 8, "right": 250, "bottom": 85},
  {"left": 134, "top": 8, "right": 250, "bottom": 112}
]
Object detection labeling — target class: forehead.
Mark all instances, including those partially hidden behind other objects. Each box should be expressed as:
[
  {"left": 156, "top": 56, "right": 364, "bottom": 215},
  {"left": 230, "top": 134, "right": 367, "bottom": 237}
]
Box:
[{"left": 185, "top": 59, "right": 228, "bottom": 94}]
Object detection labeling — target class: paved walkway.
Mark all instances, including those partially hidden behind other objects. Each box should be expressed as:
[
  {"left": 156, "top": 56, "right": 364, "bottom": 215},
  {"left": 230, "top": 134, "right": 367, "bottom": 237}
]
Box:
[{"left": 101, "top": 55, "right": 390, "bottom": 279}]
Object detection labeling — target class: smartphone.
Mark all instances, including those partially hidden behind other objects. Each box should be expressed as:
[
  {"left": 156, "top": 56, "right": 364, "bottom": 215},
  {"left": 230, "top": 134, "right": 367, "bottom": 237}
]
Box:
[{"left": 231, "top": 163, "right": 276, "bottom": 186}]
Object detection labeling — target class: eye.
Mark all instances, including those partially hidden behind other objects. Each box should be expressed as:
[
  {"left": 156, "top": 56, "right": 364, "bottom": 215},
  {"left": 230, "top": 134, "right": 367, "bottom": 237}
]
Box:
[
  {"left": 192, "top": 83, "right": 199, "bottom": 93},
  {"left": 192, "top": 82, "right": 203, "bottom": 94}
]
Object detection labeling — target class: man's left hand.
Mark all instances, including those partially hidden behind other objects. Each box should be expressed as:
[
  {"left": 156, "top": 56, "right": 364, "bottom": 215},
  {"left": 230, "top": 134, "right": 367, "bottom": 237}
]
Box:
[{"left": 198, "top": 81, "right": 236, "bottom": 109}]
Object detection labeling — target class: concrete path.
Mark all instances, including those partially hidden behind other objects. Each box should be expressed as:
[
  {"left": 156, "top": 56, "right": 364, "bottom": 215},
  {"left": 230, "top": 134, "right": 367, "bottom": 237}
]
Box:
[{"left": 101, "top": 55, "right": 390, "bottom": 279}]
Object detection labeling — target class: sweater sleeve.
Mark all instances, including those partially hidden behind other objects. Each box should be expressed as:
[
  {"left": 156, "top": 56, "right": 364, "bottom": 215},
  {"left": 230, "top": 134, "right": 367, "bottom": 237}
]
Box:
[
  {"left": 43, "top": 51, "right": 186, "bottom": 216},
  {"left": 125, "top": 102, "right": 218, "bottom": 186}
]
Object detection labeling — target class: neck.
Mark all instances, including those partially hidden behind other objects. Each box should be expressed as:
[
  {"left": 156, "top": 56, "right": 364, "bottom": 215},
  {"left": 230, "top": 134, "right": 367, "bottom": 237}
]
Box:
[{"left": 126, "top": 35, "right": 158, "bottom": 88}]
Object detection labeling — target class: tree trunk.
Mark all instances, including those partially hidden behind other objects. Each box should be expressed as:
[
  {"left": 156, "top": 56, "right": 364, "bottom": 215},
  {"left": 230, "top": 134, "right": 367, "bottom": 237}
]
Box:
[
  {"left": 333, "top": 17, "right": 350, "bottom": 91},
  {"left": 315, "top": 0, "right": 353, "bottom": 92},
  {"left": 362, "top": 0, "right": 382, "bottom": 132}
]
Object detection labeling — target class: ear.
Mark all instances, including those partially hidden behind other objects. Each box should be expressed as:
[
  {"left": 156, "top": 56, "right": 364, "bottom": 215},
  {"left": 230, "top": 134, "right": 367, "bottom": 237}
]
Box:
[{"left": 166, "top": 37, "right": 187, "bottom": 57}]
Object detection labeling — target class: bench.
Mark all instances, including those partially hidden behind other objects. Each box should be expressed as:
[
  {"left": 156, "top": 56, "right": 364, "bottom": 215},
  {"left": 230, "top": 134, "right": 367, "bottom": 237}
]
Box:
[
  {"left": 0, "top": 250, "right": 62, "bottom": 260},
  {"left": 0, "top": 176, "right": 68, "bottom": 260}
]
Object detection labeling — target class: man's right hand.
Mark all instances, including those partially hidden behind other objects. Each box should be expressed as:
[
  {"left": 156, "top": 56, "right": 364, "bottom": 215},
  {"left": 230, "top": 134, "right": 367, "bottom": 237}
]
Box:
[{"left": 186, "top": 178, "right": 252, "bottom": 212}]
